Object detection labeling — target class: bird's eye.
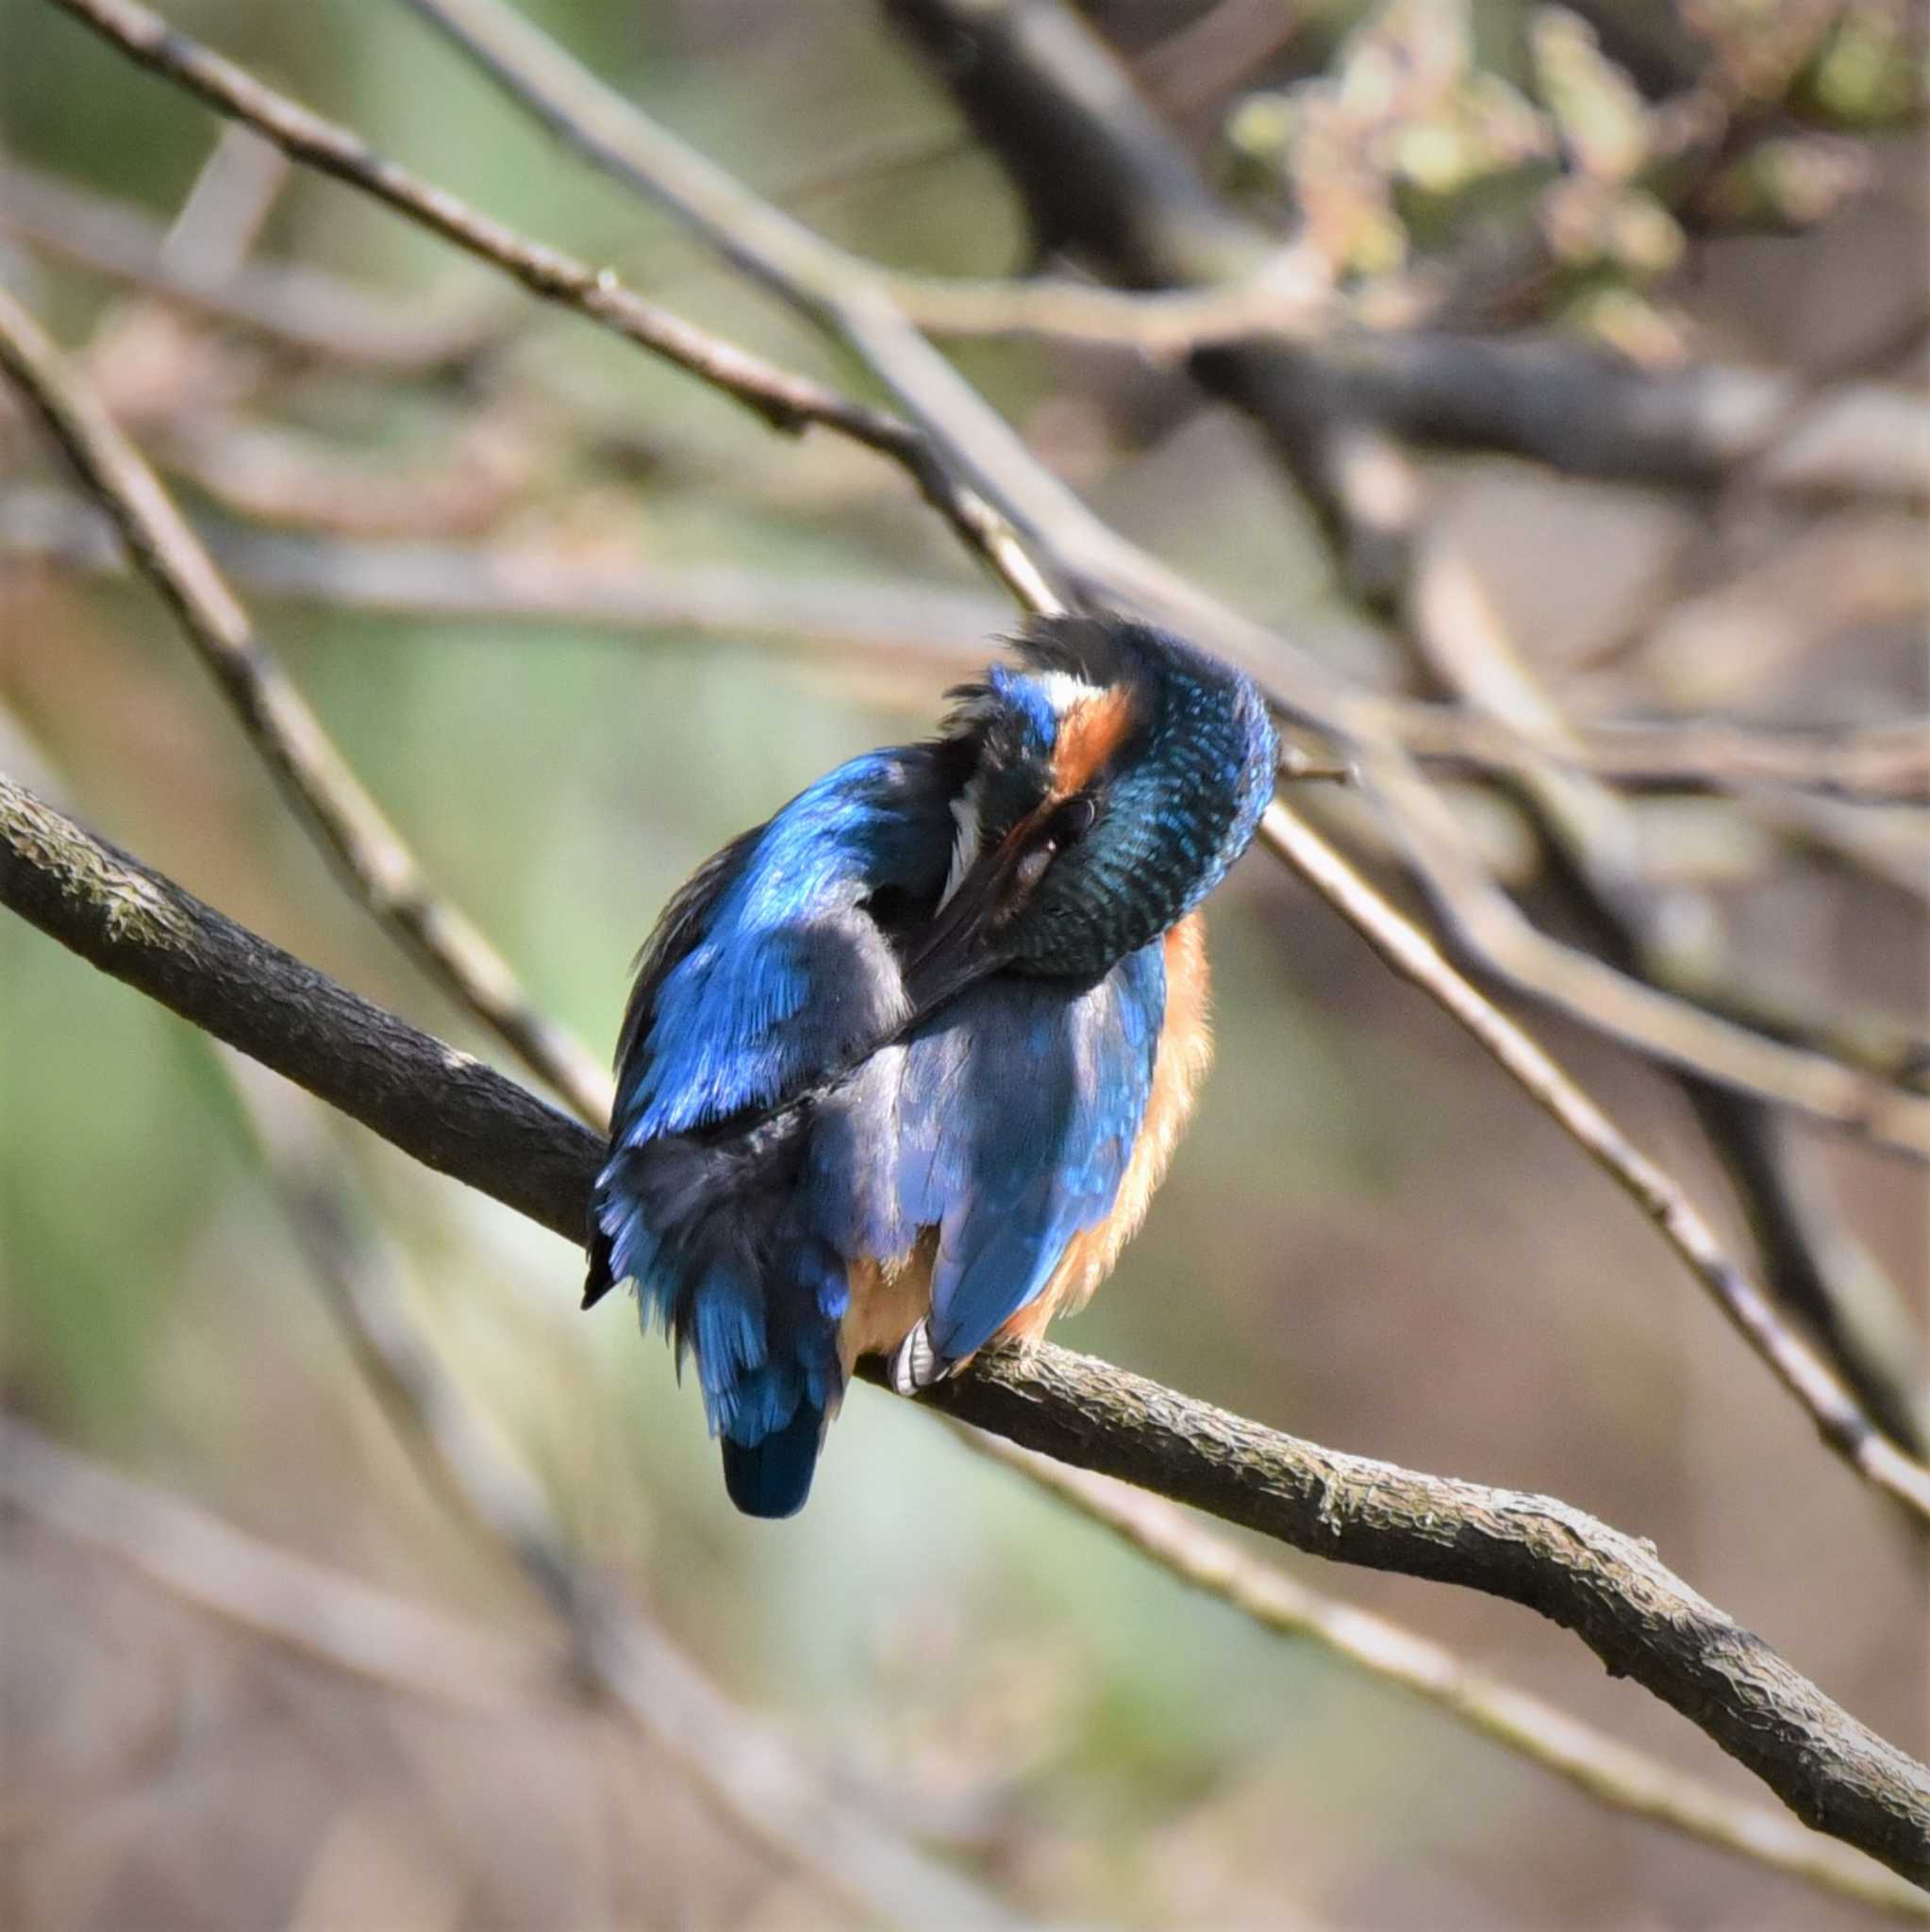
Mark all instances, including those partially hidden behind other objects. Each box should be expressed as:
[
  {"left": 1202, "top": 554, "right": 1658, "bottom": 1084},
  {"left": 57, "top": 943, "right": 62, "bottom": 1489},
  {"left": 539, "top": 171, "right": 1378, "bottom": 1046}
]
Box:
[
  {"left": 1045, "top": 795, "right": 1096, "bottom": 847},
  {"left": 1008, "top": 795, "right": 1096, "bottom": 901}
]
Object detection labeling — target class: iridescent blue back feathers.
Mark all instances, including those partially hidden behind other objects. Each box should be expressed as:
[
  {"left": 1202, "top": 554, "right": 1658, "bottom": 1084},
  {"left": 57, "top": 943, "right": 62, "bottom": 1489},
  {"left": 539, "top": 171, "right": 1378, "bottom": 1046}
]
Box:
[{"left": 586, "top": 614, "right": 1276, "bottom": 1515}]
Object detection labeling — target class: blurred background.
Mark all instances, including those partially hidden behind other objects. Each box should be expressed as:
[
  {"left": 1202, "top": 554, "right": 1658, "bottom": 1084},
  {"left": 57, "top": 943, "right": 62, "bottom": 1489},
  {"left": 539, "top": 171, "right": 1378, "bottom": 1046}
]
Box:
[{"left": 1, "top": 0, "right": 1925, "bottom": 1925}]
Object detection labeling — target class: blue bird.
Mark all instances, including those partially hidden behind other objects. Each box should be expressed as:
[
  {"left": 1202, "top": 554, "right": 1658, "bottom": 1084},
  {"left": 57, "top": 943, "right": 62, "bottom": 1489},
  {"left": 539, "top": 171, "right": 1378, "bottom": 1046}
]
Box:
[{"left": 585, "top": 614, "right": 1277, "bottom": 1516}]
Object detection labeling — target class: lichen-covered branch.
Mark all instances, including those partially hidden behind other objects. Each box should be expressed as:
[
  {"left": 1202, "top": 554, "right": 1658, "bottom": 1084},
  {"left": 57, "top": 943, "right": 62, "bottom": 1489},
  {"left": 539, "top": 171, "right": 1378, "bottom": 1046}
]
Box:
[
  {"left": 961, "top": 1436, "right": 1930, "bottom": 1920},
  {"left": 4, "top": 771, "right": 1926, "bottom": 1888}
]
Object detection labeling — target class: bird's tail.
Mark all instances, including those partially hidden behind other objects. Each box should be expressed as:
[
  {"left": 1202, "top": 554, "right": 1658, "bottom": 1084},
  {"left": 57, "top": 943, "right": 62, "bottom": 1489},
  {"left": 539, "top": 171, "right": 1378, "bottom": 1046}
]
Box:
[
  {"left": 591, "top": 1117, "right": 844, "bottom": 1519},
  {"left": 721, "top": 1399, "right": 826, "bottom": 1518}
]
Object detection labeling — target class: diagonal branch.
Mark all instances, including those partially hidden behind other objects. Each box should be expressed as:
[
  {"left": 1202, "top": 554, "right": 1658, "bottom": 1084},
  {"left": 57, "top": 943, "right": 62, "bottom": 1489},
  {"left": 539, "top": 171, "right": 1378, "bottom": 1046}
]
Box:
[
  {"left": 40, "top": 0, "right": 1930, "bottom": 1158},
  {"left": 3, "top": 770, "right": 1926, "bottom": 1887},
  {"left": 1399, "top": 537, "right": 1927, "bottom": 1454},
  {"left": 0, "top": 281, "right": 614, "bottom": 1126},
  {"left": 217, "top": 1059, "right": 1024, "bottom": 1932},
  {"left": 381, "top": 0, "right": 1930, "bottom": 1155},
  {"left": 959, "top": 1434, "right": 1930, "bottom": 1921},
  {"left": 0, "top": 1415, "right": 1019, "bottom": 1931},
  {"left": 40, "top": 0, "right": 1057, "bottom": 618},
  {"left": 1258, "top": 800, "right": 1930, "bottom": 1522}
]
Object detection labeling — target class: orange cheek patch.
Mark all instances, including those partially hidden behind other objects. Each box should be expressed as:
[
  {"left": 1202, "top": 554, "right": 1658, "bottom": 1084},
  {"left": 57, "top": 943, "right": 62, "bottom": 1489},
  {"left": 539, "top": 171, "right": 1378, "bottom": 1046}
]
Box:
[{"left": 1050, "top": 689, "right": 1138, "bottom": 796}]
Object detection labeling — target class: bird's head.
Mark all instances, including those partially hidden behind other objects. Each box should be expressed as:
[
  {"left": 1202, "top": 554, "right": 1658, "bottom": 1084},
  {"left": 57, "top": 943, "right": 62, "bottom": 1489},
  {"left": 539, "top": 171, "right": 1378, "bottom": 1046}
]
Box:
[{"left": 906, "top": 613, "right": 1277, "bottom": 1011}]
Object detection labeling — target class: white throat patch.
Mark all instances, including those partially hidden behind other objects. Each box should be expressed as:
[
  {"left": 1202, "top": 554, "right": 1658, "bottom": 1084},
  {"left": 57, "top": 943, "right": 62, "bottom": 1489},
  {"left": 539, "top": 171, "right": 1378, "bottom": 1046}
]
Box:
[
  {"left": 937, "top": 670, "right": 1106, "bottom": 911},
  {"left": 939, "top": 771, "right": 986, "bottom": 911},
  {"left": 1036, "top": 670, "right": 1106, "bottom": 716}
]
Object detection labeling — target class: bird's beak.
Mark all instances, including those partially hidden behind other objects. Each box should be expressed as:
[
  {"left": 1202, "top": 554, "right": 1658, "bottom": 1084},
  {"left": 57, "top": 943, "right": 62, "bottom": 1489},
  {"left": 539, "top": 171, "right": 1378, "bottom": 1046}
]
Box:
[{"left": 902, "top": 839, "right": 1023, "bottom": 1020}]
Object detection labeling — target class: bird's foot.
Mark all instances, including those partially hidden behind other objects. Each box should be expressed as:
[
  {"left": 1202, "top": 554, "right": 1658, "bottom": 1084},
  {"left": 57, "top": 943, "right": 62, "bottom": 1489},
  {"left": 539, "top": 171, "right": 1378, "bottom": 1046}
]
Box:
[{"left": 888, "top": 1320, "right": 944, "bottom": 1395}]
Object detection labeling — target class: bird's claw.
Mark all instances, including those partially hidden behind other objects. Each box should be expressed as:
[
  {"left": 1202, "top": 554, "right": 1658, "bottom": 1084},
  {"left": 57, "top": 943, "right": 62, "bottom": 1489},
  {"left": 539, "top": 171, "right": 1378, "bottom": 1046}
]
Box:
[{"left": 889, "top": 1320, "right": 942, "bottom": 1395}]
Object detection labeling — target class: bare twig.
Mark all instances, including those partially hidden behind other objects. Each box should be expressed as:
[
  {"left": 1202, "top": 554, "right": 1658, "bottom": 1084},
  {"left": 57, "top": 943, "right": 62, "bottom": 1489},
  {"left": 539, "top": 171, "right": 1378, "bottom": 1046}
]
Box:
[
  {"left": 216, "top": 1060, "right": 1025, "bottom": 1932},
  {"left": 152, "top": 408, "right": 546, "bottom": 540},
  {"left": 1257, "top": 337, "right": 1930, "bottom": 503},
  {"left": 1260, "top": 797, "right": 1930, "bottom": 1525},
  {"left": 0, "top": 281, "right": 613, "bottom": 1127},
  {"left": 0, "top": 489, "right": 1007, "bottom": 663},
  {"left": 1400, "top": 533, "right": 1928, "bottom": 1454},
  {"left": 3, "top": 773, "right": 1927, "bottom": 1886},
  {"left": 41, "top": 0, "right": 1057, "bottom": 618},
  {"left": 9, "top": 489, "right": 1925, "bottom": 805},
  {"left": 1360, "top": 745, "right": 1930, "bottom": 1154},
  {"left": 961, "top": 1433, "right": 1930, "bottom": 1922},
  {"left": 0, "top": 159, "right": 508, "bottom": 374},
  {"left": 0, "top": 1416, "right": 1020, "bottom": 1929},
  {"left": 1389, "top": 708, "right": 1930, "bottom": 808},
  {"left": 158, "top": 122, "right": 291, "bottom": 287},
  {"left": 381, "top": 0, "right": 1930, "bottom": 1155},
  {"left": 0, "top": 1415, "right": 543, "bottom": 1708},
  {"left": 41, "top": 1, "right": 888, "bottom": 447}
]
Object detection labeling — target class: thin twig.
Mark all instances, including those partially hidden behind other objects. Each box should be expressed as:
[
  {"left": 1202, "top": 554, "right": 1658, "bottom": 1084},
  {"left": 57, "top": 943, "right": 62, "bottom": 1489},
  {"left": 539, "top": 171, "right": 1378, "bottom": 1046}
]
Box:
[
  {"left": 0, "top": 1415, "right": 544, "bottom": 1710},
  {"left": 41, "top": 0, "right": 1057, "bottom": 618},
  {"left": 959, "top": 1431, "right": 1930, "bottom": 1922},
  {"left": 9, "top": 488, "right": 1924, "bottom": 805},
  {"left": 1259, "top": 798, "right": 1930, "bottom": 1525},
  {"left": 0, "top": 281, "right": 613, "bottom": 1128},
  {"left": 1361, "top": 744, "right": 1930, "bottom": 1155},
  {"left": 158, "top": 122, "right": 291, "bottom": 286},
  {"left": 0, "top": 488, "right": 1007, "bottom": 662},
  {"left": 1400, "top": 531, "right": 1927, "bottom": 1453},
  {"left": 0, "top": 1415, "right": 1018, "bottom": 1929},
  {"left": 215, "top": 1058, "right": 1025, "bottom": 1932},
  {"left": 0, "top": 159, "right": 509, "bottom": 374},
  {"left": 379, "top": 0, "right": 1930, "bottom": 1155},
  {"left": 1388, "top": 707, "right": 1930, "bottom": 808},
  {"left": 3, "top": 774, "right": 1927, "bottom": 1886},
  {"left": 41, "top": 1, "right": 888, "bottom": 445}
]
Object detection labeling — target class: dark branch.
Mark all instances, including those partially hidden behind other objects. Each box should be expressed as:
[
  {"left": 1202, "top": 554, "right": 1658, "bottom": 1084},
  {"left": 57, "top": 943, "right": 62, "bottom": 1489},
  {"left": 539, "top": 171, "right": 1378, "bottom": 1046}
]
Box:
[
  {"left": 4, "top": 770, "right": 1926, "bottom": 1888},
  {"left": 52, "top": 0, "right": 1930, "bottom": 1157},
  {"left": 0, "top": 774, "right": 596, "bottom": 1241},
  {"left": 881, "top": 0, "right": 1930, "bottom": 1463}
]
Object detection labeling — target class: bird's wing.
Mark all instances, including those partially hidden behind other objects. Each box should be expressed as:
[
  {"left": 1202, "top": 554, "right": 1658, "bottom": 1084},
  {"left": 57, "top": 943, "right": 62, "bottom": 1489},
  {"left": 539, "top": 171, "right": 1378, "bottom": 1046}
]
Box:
[
  {"left": 894, "top": 941, "right": 1166, "bottom": 1365},
  {"left": 610, "top": 745, "right": 956, "bottom": 1146},
  {"left": 587, "top": 744, "right": 954, "bottom": 1321}
]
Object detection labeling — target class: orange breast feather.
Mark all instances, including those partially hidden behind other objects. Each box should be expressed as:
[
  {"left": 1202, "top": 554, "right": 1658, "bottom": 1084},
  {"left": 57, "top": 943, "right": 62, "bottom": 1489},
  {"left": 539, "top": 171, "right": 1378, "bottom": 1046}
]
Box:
[
  {"left": 997, "top": 911, "right": 1212, "bottom": 1346},
  {"left": 839, "top": 1230, "right": 939, "bottom": 1380},
  {"left": 838, "top": 914, "right": 1212, "bottom": 1372}
]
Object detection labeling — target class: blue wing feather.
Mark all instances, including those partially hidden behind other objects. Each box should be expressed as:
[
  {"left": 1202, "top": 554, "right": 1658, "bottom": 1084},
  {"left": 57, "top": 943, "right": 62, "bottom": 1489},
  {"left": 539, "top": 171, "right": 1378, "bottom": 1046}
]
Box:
[
  {"left": 617, "top": 748, "right": 950, "bottom": 1141},
  {"left": 901, "top": 942, "right": 1165, "bottom": 1363},
  {"left": 591, "top": 742, "right": 1169, "bottom": 1515},
  {"left": 589, "top": 745, "right": 954, "bottom": 1515}
]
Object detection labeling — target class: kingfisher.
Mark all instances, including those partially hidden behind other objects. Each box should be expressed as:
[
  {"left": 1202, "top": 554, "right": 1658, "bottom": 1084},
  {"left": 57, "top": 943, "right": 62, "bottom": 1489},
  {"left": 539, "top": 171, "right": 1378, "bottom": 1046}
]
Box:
[{"left": 585, "top": 613, "right": 1276, "bottom": 1516}]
